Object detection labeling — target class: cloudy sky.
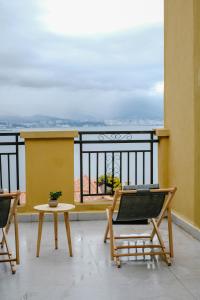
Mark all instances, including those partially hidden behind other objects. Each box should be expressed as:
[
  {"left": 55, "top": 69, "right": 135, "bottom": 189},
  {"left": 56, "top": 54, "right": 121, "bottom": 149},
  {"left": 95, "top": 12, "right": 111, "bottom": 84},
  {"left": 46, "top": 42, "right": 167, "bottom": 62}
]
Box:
[{"left": 0, "top": 0, "right": 164, "bottom": 121}]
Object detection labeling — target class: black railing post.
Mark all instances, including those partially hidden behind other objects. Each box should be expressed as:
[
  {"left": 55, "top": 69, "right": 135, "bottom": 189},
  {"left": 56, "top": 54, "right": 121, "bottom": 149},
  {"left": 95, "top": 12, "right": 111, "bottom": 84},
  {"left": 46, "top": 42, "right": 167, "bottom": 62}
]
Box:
[
  {"left": 88, "top": 152, "right": 91, "bottom": 194},
  {"left": 135, "top": 152, "right": 137, "bottom": 185},
  {"left": 0, "top": 155, "right": 2, "bottom": 189},
  {"left": 150, "top": 132, "right": 154, "bottom": 184},
  {"left": 143, "top": 152, "right": 145, "bottom": 184},
  {"left": 112, "top": 152, "right": 114, "bottom": 195},
  {"left": 79, "top": 133, "right": 83, "bottom": 203},
  {"left": 127, "top": 152, "right": 130, "bottom": 185},
  {"left": 96, "top": 153, "right": 99, "bottom": 194},
  {"left": 7, "top": 154, "right": 10, "bottom": 192},
  {"left": 15, "top": 134, "right": 20, "bottom": 190},
  {"left": 119, "top": 152, "right": 122, "bottom": 186},
  {"left": 104, "top": 152, "right": 107, "bottom": 194}
]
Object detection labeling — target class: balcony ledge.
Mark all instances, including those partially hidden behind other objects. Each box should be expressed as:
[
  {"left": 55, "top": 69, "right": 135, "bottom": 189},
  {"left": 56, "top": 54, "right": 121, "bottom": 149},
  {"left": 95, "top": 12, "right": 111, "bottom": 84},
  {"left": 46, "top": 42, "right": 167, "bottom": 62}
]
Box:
[
  {"left": 154, "top": 128, "right": 170, "bottom": 137},
  {"left": 20, "top": 130, "right": 78, "bottom": 139}
]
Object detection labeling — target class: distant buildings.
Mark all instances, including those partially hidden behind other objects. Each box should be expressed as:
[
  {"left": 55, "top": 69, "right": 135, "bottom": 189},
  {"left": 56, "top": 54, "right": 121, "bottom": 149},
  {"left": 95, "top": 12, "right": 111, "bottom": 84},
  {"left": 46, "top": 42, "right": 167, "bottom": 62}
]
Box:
[{"left": 0, "top": 115, "right": 163, "bottom": 130}]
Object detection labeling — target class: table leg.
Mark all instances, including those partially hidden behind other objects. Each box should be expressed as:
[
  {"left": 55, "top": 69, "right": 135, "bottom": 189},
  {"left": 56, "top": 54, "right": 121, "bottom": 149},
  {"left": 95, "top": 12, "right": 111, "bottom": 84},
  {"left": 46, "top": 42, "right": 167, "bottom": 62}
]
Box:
[
  {"left": 53, "top": 212, "right": 58, "bottom": 249},
  {"left": 64, "top": 212, "right": 73, "bottom": 257},
  {"left": 36, "top": 212, "right": 44, "bottom": 257}
]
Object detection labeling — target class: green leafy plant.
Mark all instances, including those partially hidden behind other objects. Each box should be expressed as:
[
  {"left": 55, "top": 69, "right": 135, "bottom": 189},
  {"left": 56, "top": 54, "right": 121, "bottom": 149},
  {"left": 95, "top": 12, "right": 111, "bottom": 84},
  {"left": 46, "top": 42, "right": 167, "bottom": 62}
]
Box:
[
  {"left": 49, "top": 191, "right": 62, "bottom": 201},
  {"left": 98, "top": 174, "right": 121, "bottom": 190}
]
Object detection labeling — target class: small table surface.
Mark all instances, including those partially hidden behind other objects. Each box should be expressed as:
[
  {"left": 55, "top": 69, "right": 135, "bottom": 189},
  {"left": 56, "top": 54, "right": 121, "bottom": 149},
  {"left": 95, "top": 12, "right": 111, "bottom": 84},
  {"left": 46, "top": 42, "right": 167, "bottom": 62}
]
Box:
[{"left": 34, "top": 203, "right": 75, "bottom": 213}]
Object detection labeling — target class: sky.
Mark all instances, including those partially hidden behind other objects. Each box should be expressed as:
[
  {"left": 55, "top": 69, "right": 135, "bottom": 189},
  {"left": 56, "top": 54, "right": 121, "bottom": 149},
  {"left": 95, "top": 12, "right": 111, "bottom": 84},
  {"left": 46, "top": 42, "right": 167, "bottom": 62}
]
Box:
[{"left": 0, "top": 0, "right": 164, "bottom": 121}]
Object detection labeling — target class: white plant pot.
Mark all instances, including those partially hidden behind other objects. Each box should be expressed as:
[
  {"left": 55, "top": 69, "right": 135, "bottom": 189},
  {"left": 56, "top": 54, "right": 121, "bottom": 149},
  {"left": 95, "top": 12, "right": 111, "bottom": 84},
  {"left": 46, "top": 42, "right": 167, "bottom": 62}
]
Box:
[
  {"left": 99, "top": 184, "right": 112, "bottom": 194},
  {"left": 48, "top": 199, "right": 58, "bottom": 207}
]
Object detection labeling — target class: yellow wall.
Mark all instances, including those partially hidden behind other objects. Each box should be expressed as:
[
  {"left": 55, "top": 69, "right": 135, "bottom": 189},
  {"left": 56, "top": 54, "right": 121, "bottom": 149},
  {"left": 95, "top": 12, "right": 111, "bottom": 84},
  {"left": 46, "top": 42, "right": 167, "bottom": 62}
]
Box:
[
  {"left": 164, "top": 0, "right": 200, "bottom": 227},
  {"left": 19, "top": 131, "right": 78, "bottom": 213},
  {"left": 194, "top": 0, "right": 200, "bottom": 225},
  {"left": 17, "top": 1, "right": 200, "bottom": 220},
  {"left": 155, "top": 129, "right": 169, "bottom": 188}
]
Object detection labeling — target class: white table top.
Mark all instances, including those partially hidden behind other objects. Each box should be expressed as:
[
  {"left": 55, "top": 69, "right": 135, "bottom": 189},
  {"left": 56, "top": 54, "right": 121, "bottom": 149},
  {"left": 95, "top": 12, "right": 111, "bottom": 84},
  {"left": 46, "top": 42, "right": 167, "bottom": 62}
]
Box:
[{"left": 34, "top": 203, "right": 75, "bottom": 213}]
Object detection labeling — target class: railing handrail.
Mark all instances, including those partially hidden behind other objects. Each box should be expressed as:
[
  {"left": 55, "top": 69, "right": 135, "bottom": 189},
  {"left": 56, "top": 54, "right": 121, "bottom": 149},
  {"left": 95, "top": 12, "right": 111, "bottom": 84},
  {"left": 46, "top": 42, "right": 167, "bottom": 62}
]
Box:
[
  {"left": 0, "top": 132, "right": 21, "bottom": 136},
  {"left": 78, "top": 130, "right": 156, "bottom": 134},
  {"left": 0, "top": 130, "right": 158, "bottom": 146},
  {"left": 0, "top": 130, "right": 156, "bottom": 135},
  {"left": 75, "top": 140, "right": 158, "bottom": 144},
  {"left": 0, "top": 130, "right": 157, "bottom": 138},
  {"left": 75, "top": 130, "right": 158, "bottom": 144}
]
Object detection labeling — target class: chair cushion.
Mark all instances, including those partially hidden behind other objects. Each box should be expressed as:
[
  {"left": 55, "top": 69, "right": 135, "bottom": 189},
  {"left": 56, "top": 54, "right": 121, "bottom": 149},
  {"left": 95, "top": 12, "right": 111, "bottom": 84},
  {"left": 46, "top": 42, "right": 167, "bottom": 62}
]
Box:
[
  {"left": 123, "top": 184, "right": 159, "bottom": 190},
  {"left": 0, "top": 197, "right": 12, "bottom": 228},
  {"left": 114, "top": 190, "right": 167, "bottom": 223}
]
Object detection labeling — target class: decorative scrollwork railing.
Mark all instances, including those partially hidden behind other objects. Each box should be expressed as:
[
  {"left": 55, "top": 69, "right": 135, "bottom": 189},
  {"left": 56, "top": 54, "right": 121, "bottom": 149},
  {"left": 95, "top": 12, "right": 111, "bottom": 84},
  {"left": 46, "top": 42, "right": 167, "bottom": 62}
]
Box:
[{"left": 75, "top": 130, "right": 158, "bottom": 203}]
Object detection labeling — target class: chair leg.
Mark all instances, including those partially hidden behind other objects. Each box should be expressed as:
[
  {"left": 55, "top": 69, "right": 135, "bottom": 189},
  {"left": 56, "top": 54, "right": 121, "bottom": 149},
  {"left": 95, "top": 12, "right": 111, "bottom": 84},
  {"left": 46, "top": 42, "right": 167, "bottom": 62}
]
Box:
[
  {"left": 2, "top": 229, "right": 16, "bottom": 274},
  {"left": 1, "top": 234, "right": 5, "bottom": 248},
  {"left": 114, "top": 256, "right": 121, "bottom": 268},
  {"left": 150, "top": 228, "right": 155, "bottom": 242},
  {"left": 150, "top": 193, "right": 174, "bottom": 242},
  {"left": 103, "top": 222, "right": 109, "bottom": 243},
  {"left": 0, "top": 208, "right": 15, "bottom": 249},
  {"left": 107, "top": 209, "right": 114, "bottom": 261},
  {"left": 13, "top": 213, "right": 20, "bottom": 264},
  {"left": 151, "top": 219, "right": 171, "bottom": 266},
  {"left": 167, "top": 208, "right": 174, "bottom": 258}
]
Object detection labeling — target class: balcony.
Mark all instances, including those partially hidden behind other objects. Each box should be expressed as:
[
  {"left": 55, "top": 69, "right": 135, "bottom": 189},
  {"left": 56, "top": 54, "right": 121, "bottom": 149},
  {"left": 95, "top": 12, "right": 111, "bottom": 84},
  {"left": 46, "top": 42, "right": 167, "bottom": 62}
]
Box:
[
  {"left": 0, "top": 130, "right": 200, "bottom": 300},
  {"left": 1, "top": 0, "right": 200, "bottom": 298},
  {"left": 0, "top": 129, "right": 200, "bottom": 299}
]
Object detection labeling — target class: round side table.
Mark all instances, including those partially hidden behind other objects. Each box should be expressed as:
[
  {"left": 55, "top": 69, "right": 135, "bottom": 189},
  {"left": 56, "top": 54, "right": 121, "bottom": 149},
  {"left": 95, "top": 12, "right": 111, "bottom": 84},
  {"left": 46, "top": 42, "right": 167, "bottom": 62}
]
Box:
[{"left": 34, "top": 203, "right": 75, "bottom": 257}]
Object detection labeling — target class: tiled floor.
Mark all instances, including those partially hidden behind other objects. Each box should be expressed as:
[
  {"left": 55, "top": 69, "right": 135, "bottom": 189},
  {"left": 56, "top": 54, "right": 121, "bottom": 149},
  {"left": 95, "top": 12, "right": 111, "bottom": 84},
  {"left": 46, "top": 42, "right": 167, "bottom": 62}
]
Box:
[{"left": 0, "top": 219, "right": 200, "bottom": 300}]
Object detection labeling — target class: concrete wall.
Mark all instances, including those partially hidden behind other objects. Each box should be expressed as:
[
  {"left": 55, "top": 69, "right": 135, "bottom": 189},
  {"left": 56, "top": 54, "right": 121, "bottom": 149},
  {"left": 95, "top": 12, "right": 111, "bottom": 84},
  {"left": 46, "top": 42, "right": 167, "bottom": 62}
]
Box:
[
  {"left": 193, "top": 0, "right": 200, "bottom": 227},
  {"left": 164, "top": 0, "right": 200, "bottom": 227},
  {"left": 19, "top": 131, "right": 78, "bottom": 213}
]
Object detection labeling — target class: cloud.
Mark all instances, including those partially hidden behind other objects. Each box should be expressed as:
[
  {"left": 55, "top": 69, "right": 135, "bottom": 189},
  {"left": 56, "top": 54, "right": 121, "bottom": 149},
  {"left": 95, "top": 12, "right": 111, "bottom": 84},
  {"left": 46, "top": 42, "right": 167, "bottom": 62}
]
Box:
[
  {"left": 0, "top": 0, "right": 163, "bottom": 120},
  {"left": 150, "top": 81, "right": 164, "bottom": 95},
  {"left": 39, "top": 0, "right": 163, "bottom": 36}
]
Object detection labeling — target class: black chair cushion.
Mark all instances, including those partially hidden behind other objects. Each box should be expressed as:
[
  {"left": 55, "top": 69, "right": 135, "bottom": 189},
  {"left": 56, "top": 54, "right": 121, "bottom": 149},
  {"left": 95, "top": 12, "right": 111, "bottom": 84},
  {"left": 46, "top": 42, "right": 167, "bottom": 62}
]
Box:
[
  {"left": 123, "top": 184, "right": 159, "bottom": 190},
  {"left": 0, "top": 197, "right": 12, "bottom": 228},
  {"left": 113, "top": 190, "right": 167, "bottom": 224}
]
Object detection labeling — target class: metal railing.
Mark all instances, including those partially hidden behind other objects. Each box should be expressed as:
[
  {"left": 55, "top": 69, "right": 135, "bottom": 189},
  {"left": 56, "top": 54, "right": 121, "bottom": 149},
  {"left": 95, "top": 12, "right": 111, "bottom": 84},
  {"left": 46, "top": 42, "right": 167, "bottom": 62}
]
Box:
[
  {"left": 75, "top": 130, "right": 158, "bottom": 203},
  {"left": 0, "top": 130, "right": 158, "bottom": 202},
  {"left": 0, "top": 133, "right": 24, "bottom": 192}
]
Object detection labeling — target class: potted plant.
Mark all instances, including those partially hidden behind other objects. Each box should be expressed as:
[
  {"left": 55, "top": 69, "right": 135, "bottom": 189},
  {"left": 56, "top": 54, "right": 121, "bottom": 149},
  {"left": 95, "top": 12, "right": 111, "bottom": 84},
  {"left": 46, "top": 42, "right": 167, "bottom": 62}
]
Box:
[
  {"left": 98, "top": 174, "right": 121, "bottom": 194},
  {"left": 48, "top": 191, "right": 62, "bottom": 207}
]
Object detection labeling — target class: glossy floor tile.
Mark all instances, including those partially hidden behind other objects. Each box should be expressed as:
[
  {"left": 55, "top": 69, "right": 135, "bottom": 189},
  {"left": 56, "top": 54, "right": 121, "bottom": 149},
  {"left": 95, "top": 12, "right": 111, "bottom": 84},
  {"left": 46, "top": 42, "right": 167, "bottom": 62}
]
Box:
[{"left": 0, "top": 219, "right": 199, "bottom": 300}]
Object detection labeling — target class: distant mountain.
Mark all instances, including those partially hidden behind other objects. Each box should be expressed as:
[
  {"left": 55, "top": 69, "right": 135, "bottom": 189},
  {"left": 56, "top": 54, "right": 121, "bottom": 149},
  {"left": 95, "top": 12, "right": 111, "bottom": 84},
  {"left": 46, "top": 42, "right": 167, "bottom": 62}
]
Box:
[
  {"left": 0, "top": 115, "right": 163, "bottom": 130},
  {"left": 0, "top": 115, "right": 106, "bottom": 129}
]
